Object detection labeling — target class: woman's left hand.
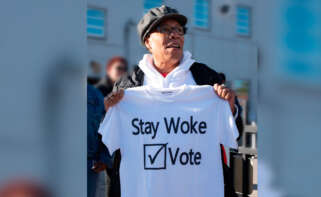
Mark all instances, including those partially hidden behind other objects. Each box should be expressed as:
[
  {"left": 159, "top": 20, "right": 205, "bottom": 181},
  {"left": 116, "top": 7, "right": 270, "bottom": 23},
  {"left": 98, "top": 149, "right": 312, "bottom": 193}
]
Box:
[{"left": 213, "top": 83, "right": 236, "bottom": 114}]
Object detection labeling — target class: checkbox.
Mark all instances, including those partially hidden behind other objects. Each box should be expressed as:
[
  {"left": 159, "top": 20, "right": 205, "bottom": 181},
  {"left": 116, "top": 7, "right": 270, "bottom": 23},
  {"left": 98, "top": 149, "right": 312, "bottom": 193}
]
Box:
[{"left": 144, "top": 143, "right": 167, "bottom": 170}]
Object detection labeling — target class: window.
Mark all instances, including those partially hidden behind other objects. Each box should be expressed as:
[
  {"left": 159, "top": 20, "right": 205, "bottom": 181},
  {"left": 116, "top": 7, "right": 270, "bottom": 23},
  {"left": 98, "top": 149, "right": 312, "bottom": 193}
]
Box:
[
  {"left": 87, "top": 8, "right": 106, "bottom": 39},
  {"left": 236, "top": 6, "right": 251, "bottom": 37},
  {"left": 193, "top": 0, "right": 210, "bottom": 29},
  {"left": 144, "top": 0, "right": 163, "bottom": 13}
]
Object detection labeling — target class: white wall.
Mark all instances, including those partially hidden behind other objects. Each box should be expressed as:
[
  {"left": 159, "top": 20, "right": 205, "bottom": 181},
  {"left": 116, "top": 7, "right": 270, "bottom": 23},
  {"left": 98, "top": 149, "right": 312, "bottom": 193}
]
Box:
[{"left": 0, "top": 1, "right": 87, "bottom": 196}]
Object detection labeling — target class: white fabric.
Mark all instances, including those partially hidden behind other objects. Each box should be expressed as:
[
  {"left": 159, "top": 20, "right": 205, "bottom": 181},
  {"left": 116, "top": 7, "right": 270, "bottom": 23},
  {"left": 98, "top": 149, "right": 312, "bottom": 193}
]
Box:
[
  {"left": 138, "top": 50, "right": 196, "bottom": 88},
  {"left": 138, "top": 50, "right": 239, "bottom": 118},
  {"left": 99, "top": 85, "right": 239, "bottom": 197}
]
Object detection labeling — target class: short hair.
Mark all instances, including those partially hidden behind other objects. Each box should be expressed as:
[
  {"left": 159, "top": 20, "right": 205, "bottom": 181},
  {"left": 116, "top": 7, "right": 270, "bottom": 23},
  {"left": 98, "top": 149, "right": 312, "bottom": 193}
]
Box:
[{"left": 106, "top": 56, "right": 128, "bottom": 71}]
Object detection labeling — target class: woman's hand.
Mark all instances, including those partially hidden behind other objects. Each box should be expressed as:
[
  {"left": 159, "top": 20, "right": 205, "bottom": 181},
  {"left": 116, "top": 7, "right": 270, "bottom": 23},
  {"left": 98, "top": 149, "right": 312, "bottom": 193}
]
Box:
[
  {"left": 104, "top": 89, "right": 124, "bottom": 112},
  {"left": 213, "top": 84, "right": 236, "bottom": 114}
]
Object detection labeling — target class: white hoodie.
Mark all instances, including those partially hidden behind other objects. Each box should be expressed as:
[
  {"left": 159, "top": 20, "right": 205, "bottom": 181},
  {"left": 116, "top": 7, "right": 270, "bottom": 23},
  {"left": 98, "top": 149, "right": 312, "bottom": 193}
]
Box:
[
  {"left": 138, "top": 50, "right": 196, "bottom": 88},
  {"left": 137, "top": 51, "right": 238, "bottom": 118}
]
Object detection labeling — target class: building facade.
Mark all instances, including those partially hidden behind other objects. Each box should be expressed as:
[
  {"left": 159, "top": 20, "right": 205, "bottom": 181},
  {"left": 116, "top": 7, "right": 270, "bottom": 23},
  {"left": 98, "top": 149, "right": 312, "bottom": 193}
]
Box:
[{"left": 86, "top": 0, "right": 258, "bottom": 123}]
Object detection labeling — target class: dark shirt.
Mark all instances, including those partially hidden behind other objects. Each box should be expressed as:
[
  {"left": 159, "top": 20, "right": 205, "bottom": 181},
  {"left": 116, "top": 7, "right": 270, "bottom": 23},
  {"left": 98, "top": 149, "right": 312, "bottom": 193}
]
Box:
[
  {"left": 87, "top": 84, "right": 113, "bottom": 167},
  {"left": 96, "top": 76, "right": 114, "bottom": 97}
]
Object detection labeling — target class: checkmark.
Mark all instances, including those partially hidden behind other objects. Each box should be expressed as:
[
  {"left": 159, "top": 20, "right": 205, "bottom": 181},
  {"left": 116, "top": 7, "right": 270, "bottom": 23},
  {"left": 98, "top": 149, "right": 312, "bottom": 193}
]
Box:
[
  {"left": 148, "top": 145, "right": 165, "bottom": 164},
  {"left": 144, "top": 143, "right": 167, "bottom": 170}
]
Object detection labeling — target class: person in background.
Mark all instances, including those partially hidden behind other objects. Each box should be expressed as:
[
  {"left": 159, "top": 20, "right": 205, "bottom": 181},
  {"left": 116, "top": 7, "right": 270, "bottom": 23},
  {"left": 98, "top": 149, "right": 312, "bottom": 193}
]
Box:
[
  {"left": 87, "top": 84, "right": 111, "bottom": 197},
  {"left": 95, "top": 56, "right": 128, "bottom": 197},
  {"left": 96, "top": 57, "right": 128, "bottom": 97},
  {"left": 88, "top": 60, "right": 103, "bottom": 85}
]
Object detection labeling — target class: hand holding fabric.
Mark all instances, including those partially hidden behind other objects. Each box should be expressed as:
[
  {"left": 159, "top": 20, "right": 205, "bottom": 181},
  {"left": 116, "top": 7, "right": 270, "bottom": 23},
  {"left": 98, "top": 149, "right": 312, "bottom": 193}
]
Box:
[
  {"left": 213, "top": 83, "right": 236, "bottom": 114},
  {"left": 104, "top": 89, "right": 124, "bottom": 112}
]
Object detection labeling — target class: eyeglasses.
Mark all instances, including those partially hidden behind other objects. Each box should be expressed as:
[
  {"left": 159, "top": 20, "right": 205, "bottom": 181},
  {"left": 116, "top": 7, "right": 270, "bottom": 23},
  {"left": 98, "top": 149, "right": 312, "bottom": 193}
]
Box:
[{"left": 155, "top": 25, "right": 185, "bottom": 36}]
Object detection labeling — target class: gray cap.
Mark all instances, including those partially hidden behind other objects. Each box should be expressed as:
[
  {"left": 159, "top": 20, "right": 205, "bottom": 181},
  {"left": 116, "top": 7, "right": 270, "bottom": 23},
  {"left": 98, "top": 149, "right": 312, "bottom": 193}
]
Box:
[{"left": 137, "top": 5, "right": 187, "bottom": 45}]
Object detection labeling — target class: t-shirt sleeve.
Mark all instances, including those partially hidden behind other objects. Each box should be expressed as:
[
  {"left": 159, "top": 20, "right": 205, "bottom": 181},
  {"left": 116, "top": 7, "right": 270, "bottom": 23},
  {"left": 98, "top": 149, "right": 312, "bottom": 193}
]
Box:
[
  {"left": 98, "top": 106, "right": 121, "bottom": 154},
  {"left": 219, "top": 100, "right": 239, "bottom": 149}
]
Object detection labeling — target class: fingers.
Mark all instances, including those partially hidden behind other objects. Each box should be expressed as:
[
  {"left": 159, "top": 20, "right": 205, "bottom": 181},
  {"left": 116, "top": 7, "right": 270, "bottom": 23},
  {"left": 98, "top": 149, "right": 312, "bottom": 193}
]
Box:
[
  {"left": 111, "top": 89, "right": 124, "bottom": 106},
  {"left": 104, "top": 89, "right": 124, "bottom": 111},
  {"left": 213, "top": 83, "right": 232, "bottom": 100},
  {"left": 214, "top": 83, "right": 219, "bottom": 91},
  {"left": 224, "top": 92, "right": 231, "bottom": 100},
  {"left": 116, "top": 89, "right": 125, "bottom": 101},
  {"left": 104, "top": 96, "right": 110, "bottom": 111},
  {"left": 213, "top": 83, "right": 223, "bottom": 96},
  {"left": 221, "top": 88, "right": 227, "bottom": 98},
  {"left": 104, "top": 89, "right": 125, "bottom": 110},
  {"left": 213, "top": 83, "right": 225, "bottom": 97}
]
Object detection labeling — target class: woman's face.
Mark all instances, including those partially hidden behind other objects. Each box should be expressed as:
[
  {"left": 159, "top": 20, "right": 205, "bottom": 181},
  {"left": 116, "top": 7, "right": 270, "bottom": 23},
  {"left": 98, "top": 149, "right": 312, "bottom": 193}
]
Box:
[
  {"left": 107, "top": 61, "right": 127, "bottom": 83},
  {"left": 145, "top": 19, "right": 185, "bottom": 64}
]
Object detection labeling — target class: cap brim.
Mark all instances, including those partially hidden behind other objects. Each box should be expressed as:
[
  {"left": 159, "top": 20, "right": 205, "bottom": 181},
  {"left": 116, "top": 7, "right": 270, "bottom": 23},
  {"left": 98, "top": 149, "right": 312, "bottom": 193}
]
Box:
[{"left": 142, "top": 13, "right": 187, "bottom": 44}]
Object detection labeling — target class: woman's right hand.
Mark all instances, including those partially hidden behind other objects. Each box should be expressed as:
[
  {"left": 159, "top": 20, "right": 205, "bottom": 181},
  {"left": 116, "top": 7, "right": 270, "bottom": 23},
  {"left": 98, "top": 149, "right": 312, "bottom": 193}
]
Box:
[{"left": 104, "top": 89, "right": 124, "bottom": 112}]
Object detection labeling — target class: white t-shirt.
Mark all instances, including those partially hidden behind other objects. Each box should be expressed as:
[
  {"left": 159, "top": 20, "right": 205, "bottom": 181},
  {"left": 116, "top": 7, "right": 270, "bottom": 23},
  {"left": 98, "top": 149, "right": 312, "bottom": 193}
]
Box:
[{"left": 98, "top": 85, "right": 239, "bottom": 197}]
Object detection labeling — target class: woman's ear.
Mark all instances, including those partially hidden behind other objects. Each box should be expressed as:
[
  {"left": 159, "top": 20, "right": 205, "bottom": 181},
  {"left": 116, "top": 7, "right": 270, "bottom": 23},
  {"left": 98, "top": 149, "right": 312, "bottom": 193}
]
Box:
[{"left": 144, "top": 38, "right": 152, "bottom": 51}]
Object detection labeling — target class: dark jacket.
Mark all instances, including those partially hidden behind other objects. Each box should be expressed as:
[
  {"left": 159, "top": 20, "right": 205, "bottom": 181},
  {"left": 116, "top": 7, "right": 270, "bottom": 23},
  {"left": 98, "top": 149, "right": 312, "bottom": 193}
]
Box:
[
  {"left": 113, "top": 62, "right": 224, "bottom": 91},
  {"left": 96, "top": 76, "right": 115, "bottom": 97},
  {"left": 87, "top": 84, "right": 113, "bottom": 168}
]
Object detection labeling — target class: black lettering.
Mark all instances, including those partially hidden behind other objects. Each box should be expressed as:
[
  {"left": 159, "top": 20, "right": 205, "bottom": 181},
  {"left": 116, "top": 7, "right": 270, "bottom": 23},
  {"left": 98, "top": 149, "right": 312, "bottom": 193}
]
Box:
[
  {"left": 180, "top": 152, "right": 189, "bottom": 165},
  {"left": 168, "top": 147, "right": 179, "bottom": 164},
  {"left": 180, "top": 121, "right": 190, "bottom": 134},
  {"left": 132, "top": 118, "right": 139, "bottom": 135},
  {"left": 189, "top": 149, "right": 195, "bottom": 165},
  {"left": 167, "top": 146, "right": 202, "bottom": 166},
  {"left": 194, "top": 152, "right": 201, "bottom": 165},
  {"left": 139, "top": 119, "right": 144, "bottom": 134},
  {"left": 151, "top": 122, "right": 159, "bottom": 139},
  {"left": 144, "top": 122, "right": 152, "bottom": 134},
  {"left": 164, "top": 117, "right": 180, "bottom": 134},
  {"left": 190, "top": 116, "right": 198, "bottom": 133},
  {"left": 199, "top": 121, "right": 207, "bottom": 134}
]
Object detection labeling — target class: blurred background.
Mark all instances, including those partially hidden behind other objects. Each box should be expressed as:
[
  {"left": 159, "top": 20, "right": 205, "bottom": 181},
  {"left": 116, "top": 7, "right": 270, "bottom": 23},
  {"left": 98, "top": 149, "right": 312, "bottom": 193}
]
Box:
[{"left": 0, "top": 0, "right": 320, "bottom": 197}]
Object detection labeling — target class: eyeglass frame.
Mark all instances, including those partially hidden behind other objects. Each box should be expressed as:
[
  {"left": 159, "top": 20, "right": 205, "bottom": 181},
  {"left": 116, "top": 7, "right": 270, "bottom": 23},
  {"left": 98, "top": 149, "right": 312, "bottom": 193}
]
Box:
[{"left": 145, "top": 25, "right": 188, "bottom": 41}]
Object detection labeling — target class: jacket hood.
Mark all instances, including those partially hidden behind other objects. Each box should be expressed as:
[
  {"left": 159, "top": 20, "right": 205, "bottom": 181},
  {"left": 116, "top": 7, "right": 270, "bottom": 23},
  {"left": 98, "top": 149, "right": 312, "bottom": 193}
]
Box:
[{"left": 138, "top": 51, "right": 195, "bottom": 88}]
